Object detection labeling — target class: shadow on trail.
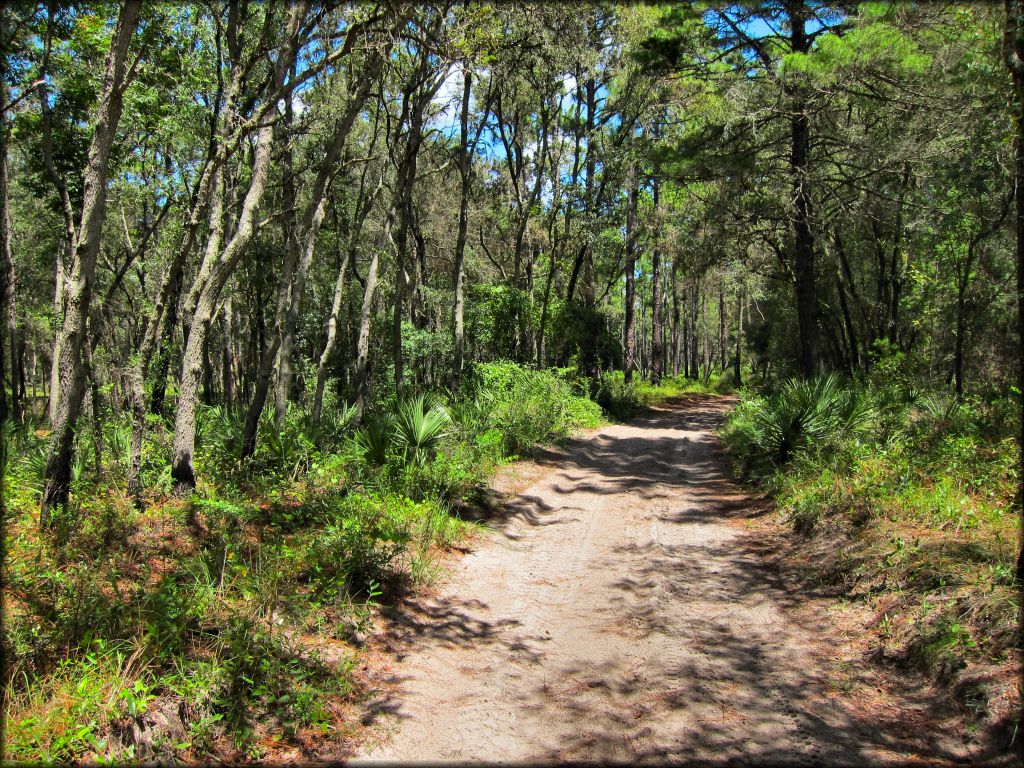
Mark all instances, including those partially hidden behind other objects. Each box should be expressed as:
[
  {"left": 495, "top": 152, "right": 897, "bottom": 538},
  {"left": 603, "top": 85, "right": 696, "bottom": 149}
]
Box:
[
  {"left": 359, "top": 396, "right": 990, "bottom": 765},
  {"left": 466, "top": 396, "right": 750, "bottom": 532}
]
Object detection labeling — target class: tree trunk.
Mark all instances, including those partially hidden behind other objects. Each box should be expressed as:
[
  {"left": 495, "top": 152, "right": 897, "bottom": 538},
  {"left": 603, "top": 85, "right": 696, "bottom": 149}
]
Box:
[
  {"left": 392, "top": 80, "right": 432, "bottom": 393},
  {"left": 1006, "top": 0, "right": 1024, "bottom": 588},
  {"left": 788, "top": 3, "right": 818, "bottom": 378},
  {"left": 273, "top": 89, "right": 299, "bottom": 427},
  {"left": 0, "top": 72, "right": 21, "bottom": 424},
  {"left": 453, "top": 69, "right": 473, "bottom": 382},
  {"left": 41, "top": 2, "right": 140, "bottom": 520},
  {"left": 650, "top": 176, "right": 663, "bottom": 385},
  {"left": 734, "top": 281, "right": 744, "bottom": 386},
  {"left": 355, "top": 240, "right": 384, "bottom": 415},
  {"left": 671, "top": 258, "right": 681, "bottom": 377},
  {"left": 221, "top": 296, "right": 235, "bottom": 411},
  {"left": 313, "top": 177, "right": 383, "bottom": 425},
  {"left": 171, "top": 109, "right": 279, "bottom": 492},
  {"left": 537, "top": 243, "right": 557, "bottom": 369},
  {"left": 690, "top": 281, "right": 700, "bottom": 380},
  {"left": 624, "top": 161, "right": 638, "bottom": 384},
  {"left": 719, "top": 282, "right": 727, "bottom": 373},
  {"left": 313, "top": 246, "right": 351, "bottom": 426}
]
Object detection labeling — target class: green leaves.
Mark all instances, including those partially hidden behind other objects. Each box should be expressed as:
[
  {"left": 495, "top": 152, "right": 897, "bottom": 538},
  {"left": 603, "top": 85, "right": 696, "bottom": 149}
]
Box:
[
  {"left": 781, "top": 19, "right": 931, "bottom": 81},
  {"left": 737, "top": 374, "right": 876, "bottom": 467},
  {"left": 393, "top": 394, "right": 452, "bottom": 467}
]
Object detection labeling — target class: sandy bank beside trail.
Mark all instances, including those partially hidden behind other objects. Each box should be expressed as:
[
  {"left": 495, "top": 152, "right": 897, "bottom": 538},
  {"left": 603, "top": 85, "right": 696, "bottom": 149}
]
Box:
[{"left": 349, "top": 396, "right": 979, "bottom": 765}]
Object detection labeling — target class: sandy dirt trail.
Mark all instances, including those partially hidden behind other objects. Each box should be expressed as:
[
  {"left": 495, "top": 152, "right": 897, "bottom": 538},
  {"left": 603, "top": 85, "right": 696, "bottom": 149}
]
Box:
[{"left": 350, "top": 397, "right": 968, "bottom": 765}]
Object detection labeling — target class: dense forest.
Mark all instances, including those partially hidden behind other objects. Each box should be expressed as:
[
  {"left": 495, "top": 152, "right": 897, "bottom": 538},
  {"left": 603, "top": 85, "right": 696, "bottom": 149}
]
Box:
[{"left": 0, "top": 1, "right": 1021, "bottom": 762}]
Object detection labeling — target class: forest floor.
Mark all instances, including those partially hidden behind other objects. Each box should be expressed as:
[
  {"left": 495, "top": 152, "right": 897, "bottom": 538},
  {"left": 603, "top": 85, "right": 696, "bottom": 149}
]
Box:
[{"left": 345, "top": 395, "right": 1012, "bottom": 766}]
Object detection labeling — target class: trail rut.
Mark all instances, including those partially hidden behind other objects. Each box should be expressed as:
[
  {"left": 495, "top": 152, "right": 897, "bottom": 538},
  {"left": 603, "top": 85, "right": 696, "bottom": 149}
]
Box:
[{"left": 350, "top": 396, "right": 977, "bottom": 765}]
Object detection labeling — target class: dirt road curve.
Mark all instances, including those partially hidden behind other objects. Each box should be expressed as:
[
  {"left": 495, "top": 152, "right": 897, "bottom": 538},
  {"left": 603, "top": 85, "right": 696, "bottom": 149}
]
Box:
[{"left": 350, "top": 397, "right": 971, "bottom": 765}]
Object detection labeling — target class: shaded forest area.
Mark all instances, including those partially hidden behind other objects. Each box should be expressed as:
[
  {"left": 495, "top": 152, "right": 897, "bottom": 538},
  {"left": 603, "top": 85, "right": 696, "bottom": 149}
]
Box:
[{"left": 0, "top": 1, "right": 1021, "bottom": 762}]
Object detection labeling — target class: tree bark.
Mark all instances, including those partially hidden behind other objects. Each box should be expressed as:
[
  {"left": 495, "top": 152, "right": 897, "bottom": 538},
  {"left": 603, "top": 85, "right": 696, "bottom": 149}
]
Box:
[
  {"left": 41, "top": 2, "right": 140, "bottom": 520},
  {"left": 623, "top": 161, "right": 638, "bottom": 384},
  {"left": 734, "top": 281, "right": 744, "bottom": 386},
  {"left": 453, "top": 68, "right": 473, "bottom": 381},
  {"left": 671, "top": 257, "right": 682, "bottom": 377},
  {"left": 0, "top": 70, "right": 21, "bottom": 424},
  {"left": 1005, "top": 0, "right": 1024, "bottom": 585},
  {"left": 355, "top": 209, "right": 391, "bottom": 415},
  {"left": 788, "top": 2, "right": 818, "bottom": 378},
  {"left": 171, "top": 70, "right": 285, "bottom": 493},
  {"left": 650, "top": 176, "right": 663, "bottom": 385},
  {"left": 953, "top": 240, "right": 976, "bottom": 400},
  {"left": 719, "top": 281, "right": 727, "bottom": 373}
]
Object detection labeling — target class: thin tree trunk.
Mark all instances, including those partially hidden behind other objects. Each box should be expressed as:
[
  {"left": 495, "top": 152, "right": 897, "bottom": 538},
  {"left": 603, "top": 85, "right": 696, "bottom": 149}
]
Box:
[
  {"left": 1007, "top": 0, "right": 1024, "bottom": 585},
  {"left": 221, "top": 296, "right": 235, "bottom": 410},
  {"left": 788, "top": 4, "right": 818, "bottom": 378},
  {"left": 734, "top": 281, "right": 744, "bottom": 386},
  {"left": 453, "top": 68, "right": 473, "bottom": 381},
  {"left": 171, "top": 96, "right": 282, "bottom": 492},
  {"left": 273, "top": 88, "right": 299, "bottom": 427},
  {"left": 624, "top": 161, "right": 638, "bottom": 384},
  {"left": 0, "top": 72, "right": 21, "bottom": 424},
  {"left": 355, "top": 200, "right": 395, "bottom": 415},
  {"left": 690, "top": 281, "right": 700, "bottom": 380},
  {"left": 650, "top": 176, "right": 663, "bottom": 385},
  {"left": 719, "top": 281, "right": 727, "bottom": 373},
  {"left": 671, "top": 258, "right": 681, "bottom": 377}
]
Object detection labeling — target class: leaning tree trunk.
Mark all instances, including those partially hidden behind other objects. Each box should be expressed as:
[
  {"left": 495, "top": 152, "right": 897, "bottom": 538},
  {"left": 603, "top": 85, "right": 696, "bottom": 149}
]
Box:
[
  {"left": 355, "top": 212, "right": 391, "bottom": 415},
  {"left": 171, "top": 117, "right": 277, "bottom": 493},
  {"left": 41, "top": 3, "right": 140, "bottom": 521},
  {"left": 313, "top": 161, "right": 384, "bottom": 424}
]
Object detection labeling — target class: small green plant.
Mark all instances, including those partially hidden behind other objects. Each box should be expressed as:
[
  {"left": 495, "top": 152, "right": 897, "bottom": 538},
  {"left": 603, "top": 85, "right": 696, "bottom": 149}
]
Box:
[
  {"left": 353, "top": 419, "right": 391, "bottom": 467},
  {"left": 393, "top": 394, "right": 451, "bottom": 466}
]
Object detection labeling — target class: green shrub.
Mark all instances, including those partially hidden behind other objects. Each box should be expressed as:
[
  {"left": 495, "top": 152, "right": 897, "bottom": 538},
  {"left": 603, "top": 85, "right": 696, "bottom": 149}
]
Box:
[
  {"left": 723, "top": 374, "right": 874, "bottom": 472},
  {"left": 393, "top": 394, "right": 452, "bottom": 466},
  {"left": 468, "top": 362, "right": 602, "bottom": 454},
  {"left": 304, "top": 493, "right": 411, "bottom": 595}
]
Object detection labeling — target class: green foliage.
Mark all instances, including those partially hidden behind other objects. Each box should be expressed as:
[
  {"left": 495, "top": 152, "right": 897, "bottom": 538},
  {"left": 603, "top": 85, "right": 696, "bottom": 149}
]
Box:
[
  {"left": 722, "top": 375, "right": 875, "bottom": 473},
  {"left": 5, "top": 639, "right": 148, "bottom": 763},
  {"left": 595, "top": 371, "right": 734, "bottom": 420},
  {"left": 393, "top": 394, "right": 452, "bottom": 466},
  {"left": 353, "top": 419, "right": 392, "bottom": 468},
  {"left": 467, "top": 362, "right": 603, "bottom": 454},
  {"left": 304, "top": 492, "right": 412, "bottom": 596},
  {"left": 722, "top": 379, "right": 1019, "bottom": 696}
]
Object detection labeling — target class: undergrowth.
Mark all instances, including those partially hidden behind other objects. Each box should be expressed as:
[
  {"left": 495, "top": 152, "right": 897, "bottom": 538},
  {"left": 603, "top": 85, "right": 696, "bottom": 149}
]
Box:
[
  {"left": 1, "top": 362, "right": 606, "bottom": 763},
  {"left": 721, "top": 371, "right": 1021, "bottom": 741},
  {"left": 597, "top": 370, "right": 735, "bottom": 421}
]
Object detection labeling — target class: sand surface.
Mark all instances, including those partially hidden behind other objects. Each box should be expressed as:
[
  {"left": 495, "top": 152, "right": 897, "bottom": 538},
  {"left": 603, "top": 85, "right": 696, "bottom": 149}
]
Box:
[{"left": 350, "top": 397, "right": 978, "bottom": 765}]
